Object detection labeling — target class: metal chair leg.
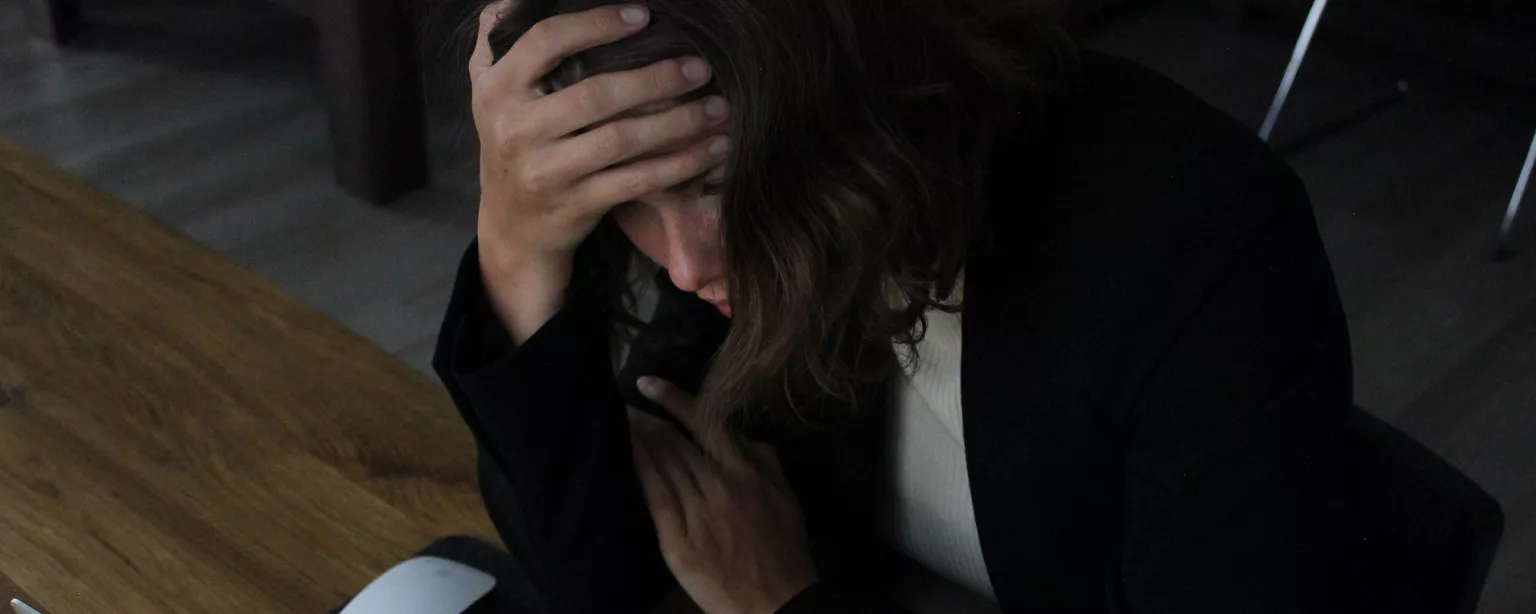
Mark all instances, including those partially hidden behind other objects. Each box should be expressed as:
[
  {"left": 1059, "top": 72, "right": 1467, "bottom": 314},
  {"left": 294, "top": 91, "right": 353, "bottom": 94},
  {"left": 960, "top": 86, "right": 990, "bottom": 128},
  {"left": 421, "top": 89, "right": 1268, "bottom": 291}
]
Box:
[
  {"left": 1259, "top": 0, "right": 1331, "bottom": 142},
  {"left": 1494, "top": 129, "right": 1536, "bottom": 261}
]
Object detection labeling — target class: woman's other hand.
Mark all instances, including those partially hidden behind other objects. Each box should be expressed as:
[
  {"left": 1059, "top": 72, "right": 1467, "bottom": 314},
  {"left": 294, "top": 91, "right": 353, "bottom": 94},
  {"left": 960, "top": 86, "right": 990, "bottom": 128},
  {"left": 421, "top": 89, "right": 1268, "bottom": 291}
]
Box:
[
  {"left": 468, "top": 1, "right": 730, "bottom": 343},
  {"left": 630, "top": 376, "right": 819, "bottom": 614}
]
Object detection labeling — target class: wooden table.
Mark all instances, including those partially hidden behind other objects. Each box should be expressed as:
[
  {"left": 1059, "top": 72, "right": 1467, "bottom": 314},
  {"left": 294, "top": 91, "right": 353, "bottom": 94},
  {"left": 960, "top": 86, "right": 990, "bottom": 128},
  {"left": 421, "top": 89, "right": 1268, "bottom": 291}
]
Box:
[
  {"left": 0, "top": 137, "right": 495, "bottom": 612},
  {"left": 2, "top": 569, "right": 36, "bottom": 610}
]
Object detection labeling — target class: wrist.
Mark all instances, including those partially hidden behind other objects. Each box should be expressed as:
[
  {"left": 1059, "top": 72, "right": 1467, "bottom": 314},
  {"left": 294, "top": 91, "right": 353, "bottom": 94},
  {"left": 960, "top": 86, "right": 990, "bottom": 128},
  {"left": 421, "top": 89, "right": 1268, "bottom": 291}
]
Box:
[
  {"left": 757, "top": 574, "right": 818, "bottom": 614},
  {"left": 475, "top": 224, "right": 566, "bottom": 272},
  {"left": 476, "top": 238, "right": 573, "bottom": 345}
]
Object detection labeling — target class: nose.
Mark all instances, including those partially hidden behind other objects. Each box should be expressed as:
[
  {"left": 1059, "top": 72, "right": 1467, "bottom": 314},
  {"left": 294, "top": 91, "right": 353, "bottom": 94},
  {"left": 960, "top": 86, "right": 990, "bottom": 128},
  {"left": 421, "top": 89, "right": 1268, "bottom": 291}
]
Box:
[
  {"left": 660, "top": 206, "right": 723, "bottom": 293},
  {"left": 667, "top": 257, "right": 708, "bottom": 292}
]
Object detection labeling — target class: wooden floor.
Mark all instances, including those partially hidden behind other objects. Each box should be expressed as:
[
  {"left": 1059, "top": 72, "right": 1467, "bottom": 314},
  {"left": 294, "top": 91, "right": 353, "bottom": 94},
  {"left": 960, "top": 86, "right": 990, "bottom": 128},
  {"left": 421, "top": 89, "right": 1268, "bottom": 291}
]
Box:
[{"left": 1, "top": 0, "right": 1532, "bottom": 611}]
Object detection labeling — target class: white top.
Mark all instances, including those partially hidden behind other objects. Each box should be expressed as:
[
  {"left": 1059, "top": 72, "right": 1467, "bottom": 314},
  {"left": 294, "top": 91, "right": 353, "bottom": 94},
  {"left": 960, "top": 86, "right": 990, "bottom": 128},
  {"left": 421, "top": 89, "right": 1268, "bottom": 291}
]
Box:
[{"left": 879, "top": 301, "right": 996, "bottom": 600}]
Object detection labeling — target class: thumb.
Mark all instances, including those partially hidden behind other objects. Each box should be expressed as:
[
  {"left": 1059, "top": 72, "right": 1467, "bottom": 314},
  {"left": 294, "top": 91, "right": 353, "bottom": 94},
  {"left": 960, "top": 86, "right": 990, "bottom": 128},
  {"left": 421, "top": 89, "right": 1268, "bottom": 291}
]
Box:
[
  {"left": 470, "top": 0, "right": 515, "bottom": 81},
  {"left": 637, "top": 376, "right": 690, "bottom": 411},
  {"left": 637, "top": 376, "right": 736, "bottom": 461}
]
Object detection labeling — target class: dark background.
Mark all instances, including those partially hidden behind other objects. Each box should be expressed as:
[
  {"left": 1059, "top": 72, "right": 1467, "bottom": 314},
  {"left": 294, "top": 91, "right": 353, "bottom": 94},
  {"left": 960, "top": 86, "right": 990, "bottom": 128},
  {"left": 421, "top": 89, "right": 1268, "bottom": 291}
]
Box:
[{"left": 0, "top": 0, "right": 1532, "bottom": 611}]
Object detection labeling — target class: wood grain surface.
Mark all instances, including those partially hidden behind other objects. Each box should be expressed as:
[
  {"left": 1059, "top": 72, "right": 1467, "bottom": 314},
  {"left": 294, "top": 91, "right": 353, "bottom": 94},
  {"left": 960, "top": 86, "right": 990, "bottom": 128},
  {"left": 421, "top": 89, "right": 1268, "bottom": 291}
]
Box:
[
  {"left": 2, "top": 568, "right": 37, "bottom": 610},
  {"left": 0, "top": 136, "right": 497, "bottom": 612}
]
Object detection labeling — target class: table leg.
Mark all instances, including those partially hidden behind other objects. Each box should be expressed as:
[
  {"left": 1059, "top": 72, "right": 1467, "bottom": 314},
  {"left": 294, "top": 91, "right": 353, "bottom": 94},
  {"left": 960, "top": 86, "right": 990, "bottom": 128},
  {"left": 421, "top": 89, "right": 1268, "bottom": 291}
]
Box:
[
  {"left": 313, "top": 0, "right": 430, "bottom": 204},
  {"left": 20, "top": 0, "right": 81, "bottom": 43}
]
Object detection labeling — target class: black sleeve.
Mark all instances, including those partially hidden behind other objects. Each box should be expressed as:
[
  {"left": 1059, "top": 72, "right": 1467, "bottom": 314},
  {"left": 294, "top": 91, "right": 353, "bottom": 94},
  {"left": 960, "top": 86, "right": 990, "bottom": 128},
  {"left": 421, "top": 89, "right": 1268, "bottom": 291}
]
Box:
[
  {"left": 1116, "top": 192, "right": 1356, "bottom": 612},
  {"left": 431, "top": 241, "right": 674, "bottom": 614},
  {"left": 776, "top": 580, "right": 899, "bottom": 614}
]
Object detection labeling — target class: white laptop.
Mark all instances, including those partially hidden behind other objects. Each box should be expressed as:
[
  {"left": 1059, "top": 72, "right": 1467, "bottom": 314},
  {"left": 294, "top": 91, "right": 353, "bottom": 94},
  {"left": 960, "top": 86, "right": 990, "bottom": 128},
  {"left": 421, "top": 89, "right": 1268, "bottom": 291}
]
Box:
[{"left": 11, "top": 598, "right": 43, "bottom": 614}]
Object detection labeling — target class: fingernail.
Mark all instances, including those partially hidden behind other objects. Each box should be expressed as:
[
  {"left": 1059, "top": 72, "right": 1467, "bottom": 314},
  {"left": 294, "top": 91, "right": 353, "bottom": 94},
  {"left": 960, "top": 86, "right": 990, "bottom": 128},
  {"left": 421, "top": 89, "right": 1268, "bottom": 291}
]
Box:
[
  {"left": 681, "top": 57, "right": 711, "bottom": 83},
  {"left": 637, "top": 376, "right": 662, "bottom": 397},
  {"left": 620, "top": 5, "right": 648, "bottom": 25},
  {"left": 708, "top": 136, "right": 731, "bottom": 156},
  {"left": 703, "top": 96, "right": 729, "bottom": 120}
]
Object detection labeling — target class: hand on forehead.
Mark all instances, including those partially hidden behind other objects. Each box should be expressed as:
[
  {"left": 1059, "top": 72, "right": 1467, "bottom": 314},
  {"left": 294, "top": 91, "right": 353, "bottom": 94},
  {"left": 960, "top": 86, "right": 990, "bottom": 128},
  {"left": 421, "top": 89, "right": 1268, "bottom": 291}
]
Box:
[
  {"left": 614, "top": 99, "right": 687, "bottom": 121},
  {"left": 598, "top": 98, "right": 730, "bottom": 180}
]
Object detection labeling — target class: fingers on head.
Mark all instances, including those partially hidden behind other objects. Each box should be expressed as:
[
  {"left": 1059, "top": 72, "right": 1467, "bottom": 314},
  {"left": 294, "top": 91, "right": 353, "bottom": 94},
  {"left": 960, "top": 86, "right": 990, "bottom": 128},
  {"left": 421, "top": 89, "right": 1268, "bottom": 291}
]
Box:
[
  {"left": 470, "top": 0, "right": 516, "bottom": 73},
  {"left": 535, "top": 52, "right": 710, "bottom": 133},
  {"left": 478, "top": 0, "right": 515, "bottom": 37},
  {"left": 509, "top": 5, "right": 648, "bottom": 86},
  {"left": 578, "top": 95, "right": 726, "bottom": 168},
  {"left": 573, "top": 136, "right": 728, "bottom": 210}
]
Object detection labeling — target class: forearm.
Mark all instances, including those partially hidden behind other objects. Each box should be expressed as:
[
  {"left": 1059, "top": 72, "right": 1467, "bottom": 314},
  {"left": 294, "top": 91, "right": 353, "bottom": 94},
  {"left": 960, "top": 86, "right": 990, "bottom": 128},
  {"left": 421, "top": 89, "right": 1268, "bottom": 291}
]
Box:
[
  {"left": 477, "top": 228, "right": 575, "bottom": 347},
  {"left": 435, "top": 242, "right": 673, "bottom": 613}
]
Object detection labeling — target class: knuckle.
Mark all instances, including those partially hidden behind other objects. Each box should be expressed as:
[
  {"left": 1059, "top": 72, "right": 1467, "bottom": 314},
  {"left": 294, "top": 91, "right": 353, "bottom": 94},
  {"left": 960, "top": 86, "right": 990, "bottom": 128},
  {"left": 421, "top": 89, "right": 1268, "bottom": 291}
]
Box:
[
  {"left": 518, "top": 163, "right": 554, "bottom": 194},
  {"left": 489, "top": 135, "right": 512, "bottom": 162},
  {"left": 573, "top": 82, "right": 604, "bottom": 115},
  {"left": 595, "top": 126, "right": 630, "bottom": 156},
  {"left": 500, "top": 113, "right": 531, "bottom": 141},
  {"left": 525, "top": 20, "right": 557, "bottom": 54},
  {"left": 492, "top": 126, "right": 522, "bottom": 159},
  {"left": 687, "top": 103, "right": 714, "bottom": 132},
  {"left": 587, "top": 10, "right": 612, "bottom": 34},
  {"left": 622, "top": 171, "right": 655, "bottom": 198},
  {"left": 652, "top": 60, "right": 683, "bottom": 94},
  {"left": 685, "top": 148, "right": 714, "bottom": 175}
]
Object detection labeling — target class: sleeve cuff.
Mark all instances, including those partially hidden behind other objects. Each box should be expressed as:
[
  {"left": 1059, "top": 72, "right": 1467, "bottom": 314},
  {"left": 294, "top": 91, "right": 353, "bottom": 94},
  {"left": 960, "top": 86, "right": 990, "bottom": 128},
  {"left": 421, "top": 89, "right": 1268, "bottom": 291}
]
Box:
[
  {"left": 432, "top": 240, "right": 618, "bottom": 440},
  {"left": 433, "top": 240, "right": 608, "bottom": 376},
  {"left": 777, "top": 581, "right": 884, "bottom": 614}
]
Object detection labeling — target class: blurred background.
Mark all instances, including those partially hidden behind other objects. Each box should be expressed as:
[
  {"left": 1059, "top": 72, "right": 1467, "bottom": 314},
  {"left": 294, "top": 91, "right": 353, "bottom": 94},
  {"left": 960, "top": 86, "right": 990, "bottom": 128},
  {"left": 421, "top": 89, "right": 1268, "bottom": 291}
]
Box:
[{"left": 1, "top": 0, "right": 1532, "bottom": 611}]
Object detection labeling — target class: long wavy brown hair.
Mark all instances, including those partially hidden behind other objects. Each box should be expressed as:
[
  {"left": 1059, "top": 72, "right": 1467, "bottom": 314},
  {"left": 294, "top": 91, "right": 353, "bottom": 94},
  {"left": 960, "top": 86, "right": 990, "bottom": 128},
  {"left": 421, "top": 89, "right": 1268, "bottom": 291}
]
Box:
[{"left": 468, "top": 0, "right": 1069, "bottom": 430}]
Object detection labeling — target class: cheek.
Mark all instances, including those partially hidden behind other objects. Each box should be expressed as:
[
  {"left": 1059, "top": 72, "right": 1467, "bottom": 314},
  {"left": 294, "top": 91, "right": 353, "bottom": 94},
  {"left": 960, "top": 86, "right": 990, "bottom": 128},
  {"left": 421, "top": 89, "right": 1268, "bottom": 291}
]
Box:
[{"left": 614, "top": 203, "right": 669, "bottom": 267}]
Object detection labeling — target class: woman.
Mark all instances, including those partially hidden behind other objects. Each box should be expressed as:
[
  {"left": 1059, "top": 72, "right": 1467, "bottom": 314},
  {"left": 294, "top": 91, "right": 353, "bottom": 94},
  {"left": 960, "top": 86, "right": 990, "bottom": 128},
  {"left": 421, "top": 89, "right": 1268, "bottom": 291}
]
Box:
[{"left": 437, "top": 0, "right": 1357, "bottom": 612}]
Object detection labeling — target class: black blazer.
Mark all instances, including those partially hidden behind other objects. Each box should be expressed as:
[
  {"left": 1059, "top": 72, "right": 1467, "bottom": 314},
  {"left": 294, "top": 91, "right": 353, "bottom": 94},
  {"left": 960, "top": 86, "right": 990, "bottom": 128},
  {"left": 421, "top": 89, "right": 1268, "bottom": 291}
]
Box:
[{"left": 432, "top": 52, "right": 1357, "bottom": 614}]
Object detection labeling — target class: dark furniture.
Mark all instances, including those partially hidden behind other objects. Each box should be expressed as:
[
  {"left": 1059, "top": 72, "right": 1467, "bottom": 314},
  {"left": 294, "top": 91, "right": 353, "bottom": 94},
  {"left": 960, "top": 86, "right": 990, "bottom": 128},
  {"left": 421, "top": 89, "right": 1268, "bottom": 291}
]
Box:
[
  {"left": 1238, "top": 0, "right": 1536, "bottom": 88},
  {"left": 1350, "top": 407, "right": 1505, "bottom": 614},
  {"left": 21, "top": 0, "right": 430, "bottom": 204},
  {"left": 1232, "top": 0, "right": 1534, "bottom": 258},
  {"left": 19, "top": 0, "right": 80, "bottom": 42}
]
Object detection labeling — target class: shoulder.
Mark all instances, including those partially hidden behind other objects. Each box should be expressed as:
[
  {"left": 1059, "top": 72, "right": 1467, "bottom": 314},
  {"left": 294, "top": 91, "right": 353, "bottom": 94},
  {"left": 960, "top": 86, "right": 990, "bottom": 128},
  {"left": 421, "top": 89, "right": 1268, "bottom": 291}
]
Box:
[
  {"left": 977, "top": 50, "right": 1316, "bottom": 292},
  {"left": 991, "top": 50, "right": 1309, "bottom": 246},
  {"left": 966, "top": 50, "right": 1330, "bottom": 387}
]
